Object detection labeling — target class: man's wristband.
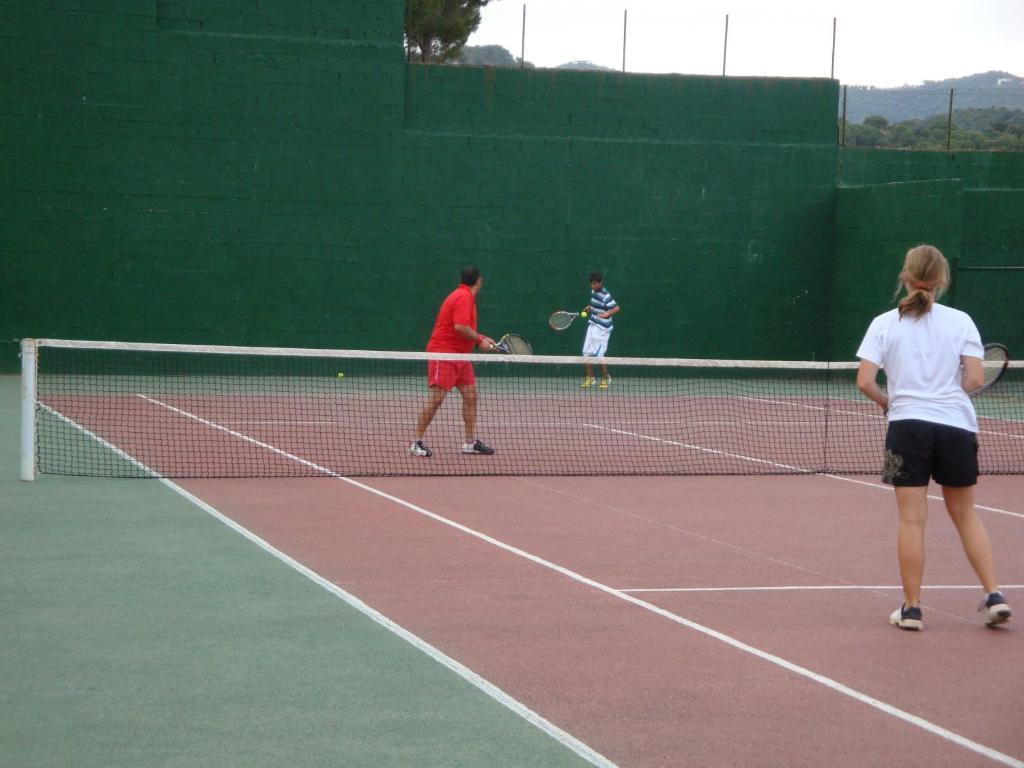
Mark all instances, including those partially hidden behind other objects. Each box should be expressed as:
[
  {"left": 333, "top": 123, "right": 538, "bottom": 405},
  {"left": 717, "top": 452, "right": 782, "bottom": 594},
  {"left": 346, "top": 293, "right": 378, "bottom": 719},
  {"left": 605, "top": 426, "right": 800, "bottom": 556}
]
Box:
[{"left": 476, "top": 334, "right": 484, "bottom": 345}]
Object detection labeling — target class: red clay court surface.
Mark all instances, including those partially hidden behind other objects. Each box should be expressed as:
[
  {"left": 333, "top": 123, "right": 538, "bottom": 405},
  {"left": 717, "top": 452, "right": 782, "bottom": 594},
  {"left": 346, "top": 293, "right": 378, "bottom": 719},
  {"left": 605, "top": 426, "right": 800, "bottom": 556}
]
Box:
[{"left": 169, "top": 470, "right": 1024, "bottom": 768}]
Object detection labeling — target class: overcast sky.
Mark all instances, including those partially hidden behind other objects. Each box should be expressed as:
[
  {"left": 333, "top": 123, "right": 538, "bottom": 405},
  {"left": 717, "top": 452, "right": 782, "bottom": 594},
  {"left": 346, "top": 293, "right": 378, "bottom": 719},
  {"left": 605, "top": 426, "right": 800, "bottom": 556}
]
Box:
[{"left": 468, "top": 0, "right": 1024, "bottom": 87}]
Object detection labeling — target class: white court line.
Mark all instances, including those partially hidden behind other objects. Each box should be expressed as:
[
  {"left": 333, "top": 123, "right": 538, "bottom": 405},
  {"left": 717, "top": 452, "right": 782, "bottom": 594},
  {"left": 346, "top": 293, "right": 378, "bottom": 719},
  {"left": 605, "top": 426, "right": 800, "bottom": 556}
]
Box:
[
  {"left": 738, "top": 394, "right": 882, "bottom": 422},
  {"left": 823, "top": 473, "right": 1024, "bottom": 520},
  {"left": 622, "top": 584, "right": 1024, "bottom": 594},
  {"left": 737, "top": 394, "right": 1024, "bottom": 440},
  {"left": 584, "top": 422, "right": 812, "bottom": 473},
  {"left": 41, "top": 401, "right": 616, "bottom": 768},
  {"left": 584, "top": 423, "right": 1024, "bottom": 520},
  {"left": 218, "top": 418, "right": 838, "bottom": 428},
  {"left": 122, "top": 395, "right": 1023, "bottom": 768}
]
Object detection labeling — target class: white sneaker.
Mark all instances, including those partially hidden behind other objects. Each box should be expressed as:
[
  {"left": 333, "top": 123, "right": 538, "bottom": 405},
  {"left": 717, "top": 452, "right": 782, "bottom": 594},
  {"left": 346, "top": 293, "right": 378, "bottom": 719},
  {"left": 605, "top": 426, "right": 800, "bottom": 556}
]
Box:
[
  {"left": 409, "top": 440, "right": 432, "bottom": 457},
  {"left": 889, "top": 605, "right": 923, "bottom": 631},
  {"left": 979, "top": 592, "right": 1012, "bottom": 626}
]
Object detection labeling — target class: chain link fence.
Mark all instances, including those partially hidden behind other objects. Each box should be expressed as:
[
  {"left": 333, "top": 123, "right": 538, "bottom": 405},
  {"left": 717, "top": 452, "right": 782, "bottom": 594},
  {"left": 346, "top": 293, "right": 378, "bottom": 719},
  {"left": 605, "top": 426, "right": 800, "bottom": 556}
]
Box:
[{"left": 463, "top": 5, "right": 1023, "bottom": 152}]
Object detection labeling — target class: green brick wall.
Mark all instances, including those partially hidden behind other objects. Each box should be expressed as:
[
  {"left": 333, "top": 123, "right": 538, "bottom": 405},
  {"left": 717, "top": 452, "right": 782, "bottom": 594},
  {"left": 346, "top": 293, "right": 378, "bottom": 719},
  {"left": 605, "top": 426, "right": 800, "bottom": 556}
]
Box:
[
  {"left": 831, "top": 180, "right": 964, "bottom": 358},
  {"left": 2, "top": 1, "right": 405, "bottom": 370},
  {"left": 404, "top": 64, "right": 837, "bottom": 144},
  {"left": 958, "top": 190, "right": 1024, "bottom": 347},
  {"left": 1, "top": 0, "right": 841, "bottom": 370},
  {"left": 4, "top": 1, "right": 1022, "bottom": 372},
  {"left": 838, "top": 148, "right": 1024, "bottom": 189},
  {"left": 400, "top": 66, "right": 839, "bottom": 359},
  {"left": 836, "top": 148, "right": 1024, "bottom": 355}
]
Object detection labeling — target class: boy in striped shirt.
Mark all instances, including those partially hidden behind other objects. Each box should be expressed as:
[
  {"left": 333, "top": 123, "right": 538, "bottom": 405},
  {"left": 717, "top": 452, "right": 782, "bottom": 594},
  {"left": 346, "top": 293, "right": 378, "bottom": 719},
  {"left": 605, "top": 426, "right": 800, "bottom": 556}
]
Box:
[{"left": 580, "top": 272, "right": 620, "bottom": 389}]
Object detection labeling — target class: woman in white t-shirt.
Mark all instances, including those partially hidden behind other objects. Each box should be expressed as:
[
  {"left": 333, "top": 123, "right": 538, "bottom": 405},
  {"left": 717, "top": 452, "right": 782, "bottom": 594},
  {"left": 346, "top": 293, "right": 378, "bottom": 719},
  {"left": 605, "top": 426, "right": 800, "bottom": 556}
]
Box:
[{"left": 856, "top": 245, "right": 1011, "bottom": 631}]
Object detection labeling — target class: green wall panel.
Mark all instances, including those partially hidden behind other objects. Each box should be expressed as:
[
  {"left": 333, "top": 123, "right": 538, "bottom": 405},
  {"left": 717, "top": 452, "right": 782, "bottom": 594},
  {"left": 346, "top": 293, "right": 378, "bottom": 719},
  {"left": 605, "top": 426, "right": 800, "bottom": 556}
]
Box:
[
  {"left": 405, "top": 65, "right": 838, "bottom": 145},
  {"left": 831, "top": 180, "right": 964, "bottom": 359},
  {"left": 957, "top": 190, "right": 1024, "bottom": 347},
  {"left": 836, "top": 150, "right": 1024, "bottom": 355},
  {"left": 839, "top": 147, "right": 1024, "bottom": 189}
]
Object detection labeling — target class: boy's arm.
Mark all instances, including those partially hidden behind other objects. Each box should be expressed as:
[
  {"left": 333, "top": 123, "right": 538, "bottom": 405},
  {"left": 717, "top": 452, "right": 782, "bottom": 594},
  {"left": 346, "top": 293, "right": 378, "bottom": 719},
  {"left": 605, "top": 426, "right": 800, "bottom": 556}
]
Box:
[{"left": 600, "top": 305, "right": 620, "bottom": 319}]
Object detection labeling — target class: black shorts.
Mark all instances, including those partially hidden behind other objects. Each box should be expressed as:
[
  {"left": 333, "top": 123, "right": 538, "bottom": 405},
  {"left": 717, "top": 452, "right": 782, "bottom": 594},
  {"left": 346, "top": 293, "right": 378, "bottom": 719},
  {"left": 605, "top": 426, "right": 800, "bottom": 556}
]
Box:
[{"left": 882, "top": 419, "right": 978, "bottom": 487}]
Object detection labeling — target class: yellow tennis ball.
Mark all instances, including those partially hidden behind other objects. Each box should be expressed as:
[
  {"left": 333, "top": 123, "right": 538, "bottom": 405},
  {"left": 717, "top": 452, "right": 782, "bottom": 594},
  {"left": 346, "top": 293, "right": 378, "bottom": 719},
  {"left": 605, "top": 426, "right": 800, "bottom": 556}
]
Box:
[
  {"left": 336, "top": 372, "right": 345, "bottom": 379},
  {"left": 580, "top": 311, "right": 588, "bottom": 317}
]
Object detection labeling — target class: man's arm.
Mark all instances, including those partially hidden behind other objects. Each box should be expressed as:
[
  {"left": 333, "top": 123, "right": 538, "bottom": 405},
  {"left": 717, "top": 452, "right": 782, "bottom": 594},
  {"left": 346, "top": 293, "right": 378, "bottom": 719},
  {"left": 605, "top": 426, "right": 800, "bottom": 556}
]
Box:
[
  {"left": 454, "top": 323, "right": 495, "bottom": 350},
  {"left": 600, "top": 305, "right": 620, "bottom": 319}
]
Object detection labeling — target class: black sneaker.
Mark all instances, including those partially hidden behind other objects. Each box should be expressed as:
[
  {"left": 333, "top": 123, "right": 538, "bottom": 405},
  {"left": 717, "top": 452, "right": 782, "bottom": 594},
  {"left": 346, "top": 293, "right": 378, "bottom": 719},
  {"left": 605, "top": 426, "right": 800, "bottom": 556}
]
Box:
[
  {"left": 462, "top": 439, "right": 495, "bottom": 455},
  {"left": 979, "top": 592, "right": 1012, "bottom": 627},
  {"left": 889, "top": 604, "right": 923, "bottom": 631},
  {"left": 409, "top": 440, "right": 432, "bottom": 457}
]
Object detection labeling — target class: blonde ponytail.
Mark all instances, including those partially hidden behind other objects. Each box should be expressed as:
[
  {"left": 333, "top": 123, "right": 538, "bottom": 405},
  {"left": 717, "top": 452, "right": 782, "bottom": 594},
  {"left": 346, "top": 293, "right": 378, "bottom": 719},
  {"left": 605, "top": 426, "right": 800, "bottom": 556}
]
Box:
[{"left": 895, "top": 245, "right": 949, "bottom": 319}]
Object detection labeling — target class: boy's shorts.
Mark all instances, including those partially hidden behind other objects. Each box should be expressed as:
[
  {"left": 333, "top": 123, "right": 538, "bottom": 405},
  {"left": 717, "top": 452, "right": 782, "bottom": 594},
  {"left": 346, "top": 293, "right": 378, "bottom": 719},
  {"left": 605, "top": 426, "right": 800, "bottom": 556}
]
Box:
[
  {"left": 582, "top": 324, "right": 612, "bottom": 358},
  {"left": 882, "top": 419, "right": 978, "bottom": 487}
]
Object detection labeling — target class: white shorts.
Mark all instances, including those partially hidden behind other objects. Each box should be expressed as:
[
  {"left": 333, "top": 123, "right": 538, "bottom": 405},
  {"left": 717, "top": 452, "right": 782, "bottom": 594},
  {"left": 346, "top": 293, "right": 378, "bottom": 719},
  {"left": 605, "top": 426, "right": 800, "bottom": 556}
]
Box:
[{"left": 582, "top": 324, "right": 612, "bottom": 358}]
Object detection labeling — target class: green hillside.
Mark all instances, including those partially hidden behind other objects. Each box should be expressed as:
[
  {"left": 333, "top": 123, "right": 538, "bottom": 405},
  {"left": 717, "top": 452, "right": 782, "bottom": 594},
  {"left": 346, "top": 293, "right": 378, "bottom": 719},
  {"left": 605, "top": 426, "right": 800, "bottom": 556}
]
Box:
[{"left": 844, "top": 71, "right": 1024, "bottom": 123}]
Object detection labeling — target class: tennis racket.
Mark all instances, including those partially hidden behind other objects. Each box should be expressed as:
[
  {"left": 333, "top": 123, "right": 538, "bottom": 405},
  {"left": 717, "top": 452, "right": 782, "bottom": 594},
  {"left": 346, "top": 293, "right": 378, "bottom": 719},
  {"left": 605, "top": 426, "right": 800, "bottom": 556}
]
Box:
[
  {"left": 549, "top": 310, "right": 588, "bottom": 331},
  {"left": 495, "top": 333, "right": 532, "bottom": 354},
  {"left": 966, "top": 342, "right": 1009, "bottom": 397}
]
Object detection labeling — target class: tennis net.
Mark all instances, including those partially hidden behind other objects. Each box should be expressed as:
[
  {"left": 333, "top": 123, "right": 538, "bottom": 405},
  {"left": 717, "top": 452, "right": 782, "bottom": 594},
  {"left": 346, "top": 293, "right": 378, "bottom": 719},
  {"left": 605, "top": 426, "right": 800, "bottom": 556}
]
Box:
[{"left": 20, "top": 338, "right": 1024, "bottom": 480}]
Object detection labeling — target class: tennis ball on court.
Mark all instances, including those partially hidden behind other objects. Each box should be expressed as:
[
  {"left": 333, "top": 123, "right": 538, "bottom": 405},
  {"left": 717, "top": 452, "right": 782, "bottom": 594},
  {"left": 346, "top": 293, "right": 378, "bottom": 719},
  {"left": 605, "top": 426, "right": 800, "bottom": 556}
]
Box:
[{"left": 336, "top": 372, "right": 345, "bottom": 379}]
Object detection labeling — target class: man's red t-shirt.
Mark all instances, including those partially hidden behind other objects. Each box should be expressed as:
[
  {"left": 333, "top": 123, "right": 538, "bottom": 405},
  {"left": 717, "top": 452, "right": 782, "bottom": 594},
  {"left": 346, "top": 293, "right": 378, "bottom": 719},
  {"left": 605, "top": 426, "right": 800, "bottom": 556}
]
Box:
[{"left": 426, "top": 284, "right": 477, "bottom": 353}]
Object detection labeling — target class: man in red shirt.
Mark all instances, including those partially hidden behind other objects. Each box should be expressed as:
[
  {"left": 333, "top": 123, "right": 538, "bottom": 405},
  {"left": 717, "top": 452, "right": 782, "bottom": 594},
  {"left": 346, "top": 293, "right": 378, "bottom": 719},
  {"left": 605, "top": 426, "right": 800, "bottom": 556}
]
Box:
[{"left": 410, "top": 266, "right": 497, "bottom": 457}]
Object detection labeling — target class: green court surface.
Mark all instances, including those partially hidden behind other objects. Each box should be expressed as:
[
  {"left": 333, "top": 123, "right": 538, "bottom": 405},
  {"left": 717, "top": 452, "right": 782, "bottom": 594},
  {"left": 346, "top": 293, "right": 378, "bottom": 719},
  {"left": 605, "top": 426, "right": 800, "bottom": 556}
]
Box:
[{"left": 0, "top": 377, "right": 594, "bottom": 768}]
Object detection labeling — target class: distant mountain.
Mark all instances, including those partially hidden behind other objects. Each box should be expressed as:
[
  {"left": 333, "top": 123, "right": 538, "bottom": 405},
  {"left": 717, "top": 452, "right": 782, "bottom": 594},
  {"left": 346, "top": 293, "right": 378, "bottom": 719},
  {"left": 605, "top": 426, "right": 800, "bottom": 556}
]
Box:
[{"left": 844, "top": 71, "right": 1024, "bottom": 124}]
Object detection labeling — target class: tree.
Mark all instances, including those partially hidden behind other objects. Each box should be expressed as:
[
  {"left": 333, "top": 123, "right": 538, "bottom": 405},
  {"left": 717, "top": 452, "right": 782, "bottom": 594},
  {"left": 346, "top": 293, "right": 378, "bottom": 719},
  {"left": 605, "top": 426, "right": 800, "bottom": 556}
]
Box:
[
  {"left": 840, "top": 107, "right": 1024, "bottom": 150},
  {"left": 405, "top": 0, "right": 491, "bottom": 64},
  {"left": 452, "top": 44, "right": 518, "bottom": 67}
]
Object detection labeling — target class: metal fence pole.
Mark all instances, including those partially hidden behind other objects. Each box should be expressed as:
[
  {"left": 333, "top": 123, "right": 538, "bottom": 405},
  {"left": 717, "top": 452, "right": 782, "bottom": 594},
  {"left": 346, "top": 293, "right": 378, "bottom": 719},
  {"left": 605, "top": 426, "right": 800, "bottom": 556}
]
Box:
[
  {"left": 520, "top": 4, "right": 526, "bottom": 68},
  {"left": 946, "top": 88, "right": 954, "bottom": 151},
  {"left": 831, "top": 18, "right": 836, "bottom": 79},
  {"left": 622, "top": 9, "right": 627, "bottom": 72},
  {"left": 841, "top": 85, "right": 847, "bottom": 146},
  {"left": 722, "top": 14, "right": 729, "bottom": 76}
]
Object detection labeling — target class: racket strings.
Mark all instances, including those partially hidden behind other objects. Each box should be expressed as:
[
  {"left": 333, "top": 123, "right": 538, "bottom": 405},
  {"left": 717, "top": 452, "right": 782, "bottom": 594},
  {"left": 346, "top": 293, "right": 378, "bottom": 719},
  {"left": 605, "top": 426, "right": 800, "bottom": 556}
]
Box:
[
  {"left": 499, "top": 334, "right": 533, "bottom": 355},
  {"left": 548, "top": 311, "right": 578, "bottom": 331},
  {"left": 983, "top": 344, "right": 1009, "bottom": 386}
]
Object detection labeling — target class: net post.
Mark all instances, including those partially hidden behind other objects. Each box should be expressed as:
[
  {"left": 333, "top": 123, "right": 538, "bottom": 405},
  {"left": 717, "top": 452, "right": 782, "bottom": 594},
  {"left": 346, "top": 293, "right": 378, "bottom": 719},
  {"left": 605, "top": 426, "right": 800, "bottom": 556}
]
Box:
[{"left": 20, "top": 338, "right": 38, "bottom": 481}]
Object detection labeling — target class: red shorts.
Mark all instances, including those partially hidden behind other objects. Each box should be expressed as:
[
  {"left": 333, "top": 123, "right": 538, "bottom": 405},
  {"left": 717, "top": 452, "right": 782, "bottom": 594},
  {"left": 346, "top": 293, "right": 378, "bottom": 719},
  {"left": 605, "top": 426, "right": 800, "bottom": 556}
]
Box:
[{"left": 427, "top": 360, "right": 475, "bottom": 391}]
